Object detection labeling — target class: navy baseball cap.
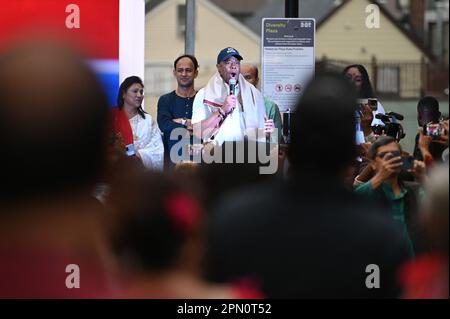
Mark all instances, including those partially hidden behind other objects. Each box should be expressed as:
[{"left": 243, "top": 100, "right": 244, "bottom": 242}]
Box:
[{"left": 217, "top": 47, "right": 243, "bottom": 64}]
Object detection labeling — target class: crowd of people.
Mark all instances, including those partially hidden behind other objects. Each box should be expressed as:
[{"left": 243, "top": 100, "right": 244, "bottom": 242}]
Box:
[{"left": 0, "top": 40, "right": 448, "bottom": 299}]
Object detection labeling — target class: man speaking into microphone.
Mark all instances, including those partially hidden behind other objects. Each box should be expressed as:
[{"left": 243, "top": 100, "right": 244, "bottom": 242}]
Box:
[{"left": 192, "top": 47, "right": 274, "bottom": 146}]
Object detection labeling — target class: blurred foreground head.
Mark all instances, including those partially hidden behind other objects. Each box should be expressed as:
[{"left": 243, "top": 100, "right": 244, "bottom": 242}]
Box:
[
  {"left": 0, "top": 41, "right": 109, "bottom": 205},
  {"left": 111, "top": 171, "right": 203, "bottom": 272},
  {"left": 289, "top": 73, "right": 357, "bottom": 178},
  {"left": 417, "top": 96, "right": 441, "bottom": 127}
]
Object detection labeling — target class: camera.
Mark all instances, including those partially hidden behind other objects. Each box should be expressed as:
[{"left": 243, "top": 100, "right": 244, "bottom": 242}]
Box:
[
  {"left": 371, "top": 124, "right": 384, "bottom": 136},
  {"left": 386, "top": 150, "right": 401, "bottom": 160},
  {"left": 372, "top": 111, "right": 406, "bottom": 140},
  {"left": 424, "top": 122, "right": 442, "bottom": 138}
]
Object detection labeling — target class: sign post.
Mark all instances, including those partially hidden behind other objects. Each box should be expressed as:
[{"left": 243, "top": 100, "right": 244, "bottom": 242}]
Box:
[{"left": 262, "top": 18, "right": 315, "bottom": 112}]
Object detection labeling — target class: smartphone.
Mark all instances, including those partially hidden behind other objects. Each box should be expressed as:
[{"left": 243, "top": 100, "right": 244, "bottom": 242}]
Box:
[
  {"left": 368, "top": 98, "right": 378, "bottom": 111},
  {"left": 424, "top": 122, "right": 441, "bottom": 138},
  {"left": 401, "top": 155, "right": 414, "bottom": 171},
  {"left": 357, "top": 98, "right": 368, "bottom": 105}
]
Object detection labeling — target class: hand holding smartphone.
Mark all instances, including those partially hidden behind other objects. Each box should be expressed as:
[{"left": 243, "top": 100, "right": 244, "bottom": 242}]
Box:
[{"left": 387, "top": 151, "right": 413, "bottom": 171}]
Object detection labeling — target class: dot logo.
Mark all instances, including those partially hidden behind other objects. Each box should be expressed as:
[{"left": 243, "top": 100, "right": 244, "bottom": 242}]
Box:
[
  {"left": 65, "top": 264, "right": 80, "bottom": 289},
  {"left": 285, "top": 84, "right": 292, "bottom": 92},
  {"left": 365, "top": 4, "right": 380, "bottom": 29}
]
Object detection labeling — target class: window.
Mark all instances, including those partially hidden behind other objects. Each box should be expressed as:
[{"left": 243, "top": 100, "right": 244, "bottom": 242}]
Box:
[
  {"left": 377, "top": 65, "right": 400, "bottom": 95},
  {"left": 145, "top": 64, "right": 174, "bottom": 97}
]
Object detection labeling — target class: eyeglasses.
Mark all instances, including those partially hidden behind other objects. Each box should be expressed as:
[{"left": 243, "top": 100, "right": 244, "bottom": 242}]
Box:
[
  {"left": 377, "top": 150, "right": 400, "bottom": 159},
  {"left": 224, "top": 60, "right": 240, "bottom": 66}
]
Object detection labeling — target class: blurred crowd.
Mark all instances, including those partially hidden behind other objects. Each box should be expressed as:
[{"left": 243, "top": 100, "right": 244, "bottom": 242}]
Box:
[{"left": 0, "top": 41, "right": 448, "bottom": 299}]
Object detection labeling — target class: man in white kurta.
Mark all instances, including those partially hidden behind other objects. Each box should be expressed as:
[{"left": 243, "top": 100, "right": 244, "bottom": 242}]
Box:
[{"left": 191, "top": 47, "right": 272, "bottom": 146}]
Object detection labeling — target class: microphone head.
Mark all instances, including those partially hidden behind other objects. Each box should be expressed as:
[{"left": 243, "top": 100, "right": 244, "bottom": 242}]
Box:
[{"left": 229, "top": 78, "right": 237, "bottom": 95}]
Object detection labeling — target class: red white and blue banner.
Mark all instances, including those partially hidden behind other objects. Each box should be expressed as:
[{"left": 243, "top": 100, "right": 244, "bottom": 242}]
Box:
[{"left": 0, "top": 0, "right": 145, "bottom": 106}]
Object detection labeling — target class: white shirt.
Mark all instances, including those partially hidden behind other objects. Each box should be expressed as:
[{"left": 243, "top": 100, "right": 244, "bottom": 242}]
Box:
[{"left": 192, "top": 88, "right": 249, "bottom": 146}]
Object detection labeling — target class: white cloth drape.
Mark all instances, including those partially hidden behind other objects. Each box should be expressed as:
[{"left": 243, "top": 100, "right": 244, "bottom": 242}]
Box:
[
  {"left": 129, "top": 114, "right": 164, "bottom": 170},
  {"left": 192, "top": 72, "right": 266, "bottom": 146}
]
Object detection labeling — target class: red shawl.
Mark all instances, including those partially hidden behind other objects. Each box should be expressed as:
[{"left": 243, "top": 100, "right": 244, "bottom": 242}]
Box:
[{"left": 111, "top": 108, "right": 135, "bottom": 155}]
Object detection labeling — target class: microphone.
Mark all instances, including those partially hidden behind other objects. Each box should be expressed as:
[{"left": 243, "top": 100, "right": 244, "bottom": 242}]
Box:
[
  {"left": 375, "top": 113, "right": 391, "bottom": 123},
  {"left": 229, "top": 78, "right": 237, "bottom": 96},
  {"left": 386, "top": 111, "right": 404, "bottom": 121}
]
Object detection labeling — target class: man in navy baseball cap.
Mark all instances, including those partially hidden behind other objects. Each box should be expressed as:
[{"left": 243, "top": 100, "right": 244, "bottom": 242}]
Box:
[
  {"left": 216, "top": 47, "right": 243, "bottom": 65},
  {"left": 190, "top": 46, "right": 274, "bottom": 147}
]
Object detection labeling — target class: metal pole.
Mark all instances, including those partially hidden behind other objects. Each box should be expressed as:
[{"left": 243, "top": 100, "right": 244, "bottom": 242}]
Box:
[
  {"left": 435, "top": 1, "right": 444, "bottom": 63},
  {"left": 285, "top": 0, "right": 299, "bottom": 18},
  {"left": 185, "top": 0, "right": 196, "bottom": 55}
]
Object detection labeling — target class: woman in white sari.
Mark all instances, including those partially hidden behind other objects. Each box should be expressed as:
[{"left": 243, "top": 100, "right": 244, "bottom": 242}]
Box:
[{"left": 115, "top": 76, "right": 164, "bottom": 170}]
